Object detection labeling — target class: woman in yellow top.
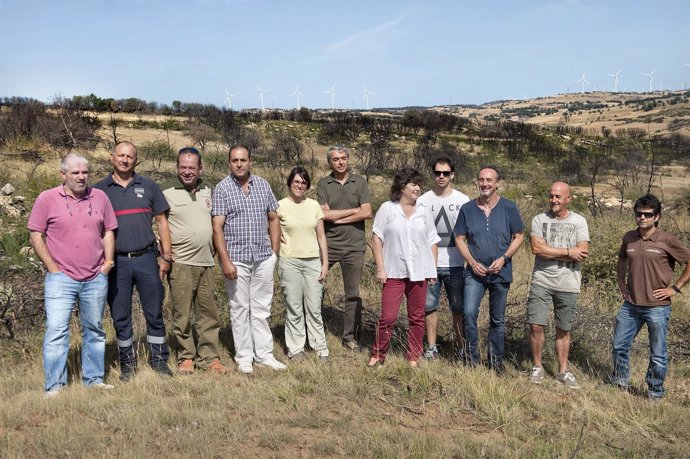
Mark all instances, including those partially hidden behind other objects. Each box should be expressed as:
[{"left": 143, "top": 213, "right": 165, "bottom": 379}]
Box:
[{"left": 277, "top": 166, "right": 330, "bottom": 362}]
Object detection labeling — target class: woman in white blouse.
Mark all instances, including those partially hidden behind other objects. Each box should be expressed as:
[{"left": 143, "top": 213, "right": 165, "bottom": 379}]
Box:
[{"left": 368, "top": 168, "right": 439, "bottom": 368}]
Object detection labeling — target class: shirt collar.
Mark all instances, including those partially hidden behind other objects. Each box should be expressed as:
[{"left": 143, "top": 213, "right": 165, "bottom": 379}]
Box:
[
  {"left": 105, "top": 172, "right": 141, "bottom": 187},
  {"left": 393, "top": 200, "right": 426, "bottom": 217},
  {"left": 327, "top": 172, "right": 354, "bottom": 184},
  {"left": 58, "top": 185, "right": 92, "bottom": 201},
  {"left": 166, "top": 177, "right": 204, "bottom": 191},
  {"left": 230, "top": 173, "right": 253, "bottom": 188},
  {"left": 636, "top": 227, "right": 660, "bottom": 241}
]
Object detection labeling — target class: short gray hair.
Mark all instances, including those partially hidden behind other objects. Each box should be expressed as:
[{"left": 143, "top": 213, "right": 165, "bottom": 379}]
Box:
[
  {"left": 60, "top": 153, "right": 89, "bottom": 173},
  {"left": 327, "top": 145, "right": 348, "bottom": 162}
]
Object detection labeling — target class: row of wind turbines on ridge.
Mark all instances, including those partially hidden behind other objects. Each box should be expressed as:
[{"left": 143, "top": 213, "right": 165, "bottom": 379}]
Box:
[
  {"left": 575, "top": 66, "right": 690, "bottom": 94},
  {"left": 224, "top": 84, "right": 375, "bottom": 111}
]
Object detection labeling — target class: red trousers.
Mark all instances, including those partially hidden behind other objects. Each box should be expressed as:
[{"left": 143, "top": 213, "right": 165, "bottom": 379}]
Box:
[{"left": 372, "top": 278, "right": 427, "bottom": 362}]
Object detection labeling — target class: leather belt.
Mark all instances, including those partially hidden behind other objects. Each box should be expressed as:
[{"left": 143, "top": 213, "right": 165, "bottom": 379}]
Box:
[{"left": 116, "top": 245, "right": 155, "bottom": 258}]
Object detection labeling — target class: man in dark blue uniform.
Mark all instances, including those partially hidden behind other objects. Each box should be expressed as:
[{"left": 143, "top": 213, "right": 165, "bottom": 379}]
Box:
[{"left": 95, "top": 141, "right": 173, "bottom": 380}]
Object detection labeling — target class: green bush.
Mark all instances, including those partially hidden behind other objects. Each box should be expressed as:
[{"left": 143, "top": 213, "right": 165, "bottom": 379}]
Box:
[{"left": 582, "top": 213, "right": 631, "bottom": 292}]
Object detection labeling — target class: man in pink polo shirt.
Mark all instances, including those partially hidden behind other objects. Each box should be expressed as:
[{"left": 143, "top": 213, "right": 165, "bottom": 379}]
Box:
[{"left": 28, "top": 153, "right": 118, "bottom": 398}]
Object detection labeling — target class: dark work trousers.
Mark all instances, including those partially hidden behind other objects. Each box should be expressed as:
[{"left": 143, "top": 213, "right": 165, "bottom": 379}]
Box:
[
  {"left": 108, "top": 251, "right": 169, "bottom": 367},
  {"left": 328, "top": 249, "right": 365, "bottom": 343}
]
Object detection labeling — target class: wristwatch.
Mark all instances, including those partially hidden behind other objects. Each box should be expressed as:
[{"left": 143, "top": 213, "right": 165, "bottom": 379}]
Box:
[{"left": 502, "top": 255, "right": 511, "bottom": 264}]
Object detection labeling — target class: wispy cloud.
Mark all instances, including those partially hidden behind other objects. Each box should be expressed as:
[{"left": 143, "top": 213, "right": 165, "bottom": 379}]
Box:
[{"left": 326, "top": 8, "right": 411, "bottom": 53}]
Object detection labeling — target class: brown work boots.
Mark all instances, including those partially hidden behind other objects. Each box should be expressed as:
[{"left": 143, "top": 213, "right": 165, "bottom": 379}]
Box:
[
  {"left": 178, "top": 358, "right": 229, "bottom": 375},
  {"left": 207, "top": 358, "right": 229, "bottom": 374}
]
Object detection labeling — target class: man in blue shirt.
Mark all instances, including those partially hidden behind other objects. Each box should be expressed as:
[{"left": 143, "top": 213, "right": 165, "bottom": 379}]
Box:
[
  {"left": 95, "top": 141, "right": 174, "bottom": 381},
  {"left": 455, "top": 166, "right": 524, "bottom": 373}
]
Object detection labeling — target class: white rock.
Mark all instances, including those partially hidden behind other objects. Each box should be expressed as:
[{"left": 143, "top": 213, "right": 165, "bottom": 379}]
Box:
[
  {"left": 1, "top": 183, "right": 15, "bottom": 196},
  {"left": 0, "top": 196, "right": 20, "bottom": 218}
]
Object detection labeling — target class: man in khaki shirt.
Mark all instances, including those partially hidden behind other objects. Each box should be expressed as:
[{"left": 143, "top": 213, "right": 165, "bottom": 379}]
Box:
[{"left": 163, "top": 147, "right": 228, "bottom": 374}]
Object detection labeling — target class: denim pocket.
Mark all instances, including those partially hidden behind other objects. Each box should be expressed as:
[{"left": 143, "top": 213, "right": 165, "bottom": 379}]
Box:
[{"left": 44, "top": 272, "right": 66, "bottom": 298}]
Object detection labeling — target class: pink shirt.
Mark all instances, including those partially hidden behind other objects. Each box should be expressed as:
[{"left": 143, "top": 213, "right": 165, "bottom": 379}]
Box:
[{"left": 28, "top": 186, "right": 118, "bottom": 281}]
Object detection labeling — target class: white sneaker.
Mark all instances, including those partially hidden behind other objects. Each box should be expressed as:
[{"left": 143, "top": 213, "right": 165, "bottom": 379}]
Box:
[
  {"left": 555, "top": 371, "right": 581, "bottom": 389},
  {"left": 91, "top": 382, "right": 115, "bottom": 390},
  {"left": 237, "top": 361, "right": 254, "bottom": 374},
  {"left": 43, "top": 387, "right": 63, "bottom": 399},
  {"left": 257, "top": 358, "right": 286, "bottom": 371},
  {"left": 529, "top": 366, "right": 545, "bottom": 384}
]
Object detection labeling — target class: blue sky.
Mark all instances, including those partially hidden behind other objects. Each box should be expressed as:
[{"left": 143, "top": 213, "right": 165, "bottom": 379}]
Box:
[{"left": 1, "top": 0, "right": 689, "bottom": 109}]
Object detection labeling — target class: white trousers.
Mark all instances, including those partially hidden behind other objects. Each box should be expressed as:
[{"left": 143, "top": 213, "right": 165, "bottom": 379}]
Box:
[{"left": 224, "top": 253, "right": 277, "bottom": 364}]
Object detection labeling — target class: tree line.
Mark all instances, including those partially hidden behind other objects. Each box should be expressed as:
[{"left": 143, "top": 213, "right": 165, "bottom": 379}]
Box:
[{"left": 2, "top": 94, "right": 689, "bottom": 217}]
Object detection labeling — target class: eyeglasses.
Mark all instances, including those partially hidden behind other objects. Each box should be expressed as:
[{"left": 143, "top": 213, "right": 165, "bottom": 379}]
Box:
[
  {"left": 63, "top": 190, "right": 92, "bottom": 216},
  {"left": 291, "top": 180, "right": 308, "bottom": 188},
  {"left": 433, "top": 170, "right": 452, "bottom": 177},
  {"left": 635, "top": 211, "right": 656, "bottom": 219}
]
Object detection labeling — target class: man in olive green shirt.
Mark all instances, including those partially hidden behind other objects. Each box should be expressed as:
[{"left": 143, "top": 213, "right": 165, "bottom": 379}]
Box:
[
  {"left": 162, "top": 147, "right": 228, "bottom": 374},
  {"left": 316, "top": 145, "right": 372, "bottom": 351}
]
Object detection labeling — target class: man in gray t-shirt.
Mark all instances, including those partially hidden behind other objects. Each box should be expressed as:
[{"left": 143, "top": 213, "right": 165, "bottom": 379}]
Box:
[{"left": 527, "top": 182, "right": 589, "bottom": 389}]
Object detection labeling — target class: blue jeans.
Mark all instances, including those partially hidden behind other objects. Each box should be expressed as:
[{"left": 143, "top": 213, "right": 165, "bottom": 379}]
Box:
[
  {"left": 424, "top": 266, "right": 464, "bottom": 314},
  {"left": 43, "top": 272, "right": 108, "bottom": 391},
  {"left": 610, "top": 302, "right": 671, "bottom": 398},
  {"left": 462, "top": 271, "right": 510, "bottom": 367}
]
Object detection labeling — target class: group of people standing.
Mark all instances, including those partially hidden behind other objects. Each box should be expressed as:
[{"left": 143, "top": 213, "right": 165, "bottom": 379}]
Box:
[
  {"left": 366, "top": 161, "right": 526, "bottom": 373},
  {"left": 29, "top": 142, "right": 690, "bottom": 402},
  {"left": 366, "top": 158, "right": 689, "bottom": 401},
  {"left": 28, "top": 142, "right": 372, "bottom": 394}
]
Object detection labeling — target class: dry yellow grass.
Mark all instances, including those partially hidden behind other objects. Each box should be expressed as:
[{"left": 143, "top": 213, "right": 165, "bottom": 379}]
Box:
[{"left": 2, "top": 311, "right": 689, "bottom": 458}]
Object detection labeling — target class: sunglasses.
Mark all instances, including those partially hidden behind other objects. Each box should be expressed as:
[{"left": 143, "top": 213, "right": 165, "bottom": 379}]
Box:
[
  {"left": 635, "top": 211, "right": 656, "bottom": 218},
  {"left": 178, "top": 147, "right": 201, "bottom": 156},
  {"left": 433, "top": 170, "right": 452, "bottom": 177}
]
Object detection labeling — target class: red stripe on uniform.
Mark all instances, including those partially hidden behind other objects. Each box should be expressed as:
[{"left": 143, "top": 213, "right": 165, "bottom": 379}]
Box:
[{"left": 114, "top": 208, "right": 152, "bottom": 216}]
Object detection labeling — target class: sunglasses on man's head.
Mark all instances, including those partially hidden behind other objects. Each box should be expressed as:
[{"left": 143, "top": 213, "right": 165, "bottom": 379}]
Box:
[
  {"left": 635, "top": 211, "right": 656, "bottom": 218},
  {"left": 433, "top": 170, "right": 452, "bottom": 177},
  {"left": 178, "top": 147, "right": 201, "bottom": 156}
]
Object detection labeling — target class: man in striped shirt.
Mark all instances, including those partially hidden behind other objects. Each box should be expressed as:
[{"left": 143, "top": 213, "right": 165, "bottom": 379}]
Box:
[
  {"left": 212, "top": 144, "right": 285, "bottom": 374},
  {"left": 95, "top": 141, "right": 174, "bottom": 381}
]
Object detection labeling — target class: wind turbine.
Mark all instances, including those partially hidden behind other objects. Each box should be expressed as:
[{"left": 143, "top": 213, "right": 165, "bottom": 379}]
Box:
[
  {"left": 224, "top": 88, "right": 236, "bottom": 109},
  {"left": 642, "top": 69, "right": 656, "bottom": 92},
  {"left": 607, "top": 69, "right": 622, "bottom": 92},
  {"left": 324, "top": 84, "right": 337, "bottom": 110},
  {"left": 362, "top": 85, "right": 375, "bottom": 110},
  {"left": 575, "top": 71, "right": 590, "bottom": 94},
  {"left": 256, "top": 84, "right": 271, "bottom": 110},
  {"left": 291, "top": 84, "right": 303, "bottom": 110}
]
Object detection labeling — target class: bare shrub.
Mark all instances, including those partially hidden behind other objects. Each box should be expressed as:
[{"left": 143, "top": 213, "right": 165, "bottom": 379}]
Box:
[
  {"left": 140, "top": 139, "right": 174, "bottom": 170},
  {"left": 0, "top": 266, "right": 44, "bottom": 339}
]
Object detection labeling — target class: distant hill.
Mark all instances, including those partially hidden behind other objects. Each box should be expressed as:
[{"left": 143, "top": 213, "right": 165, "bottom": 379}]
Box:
[{"left": 429, "top": 91, "right": 690, "bottom": 137}]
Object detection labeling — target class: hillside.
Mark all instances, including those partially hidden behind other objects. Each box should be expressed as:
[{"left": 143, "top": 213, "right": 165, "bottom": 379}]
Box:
[{"left": 431, "top": 90, "right": 690, "bottom": 138}]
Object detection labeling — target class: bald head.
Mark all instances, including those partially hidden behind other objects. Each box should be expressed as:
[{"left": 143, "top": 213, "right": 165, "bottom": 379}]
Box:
[
  {"left": 551, "top": 181, "right": 570, "bottom": 196},
  {"left": 111, "top": 141, "right": 137, "bottom": 177},
  {"left": 549, "top": 181, "right": 571, "bottom": 217}
]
